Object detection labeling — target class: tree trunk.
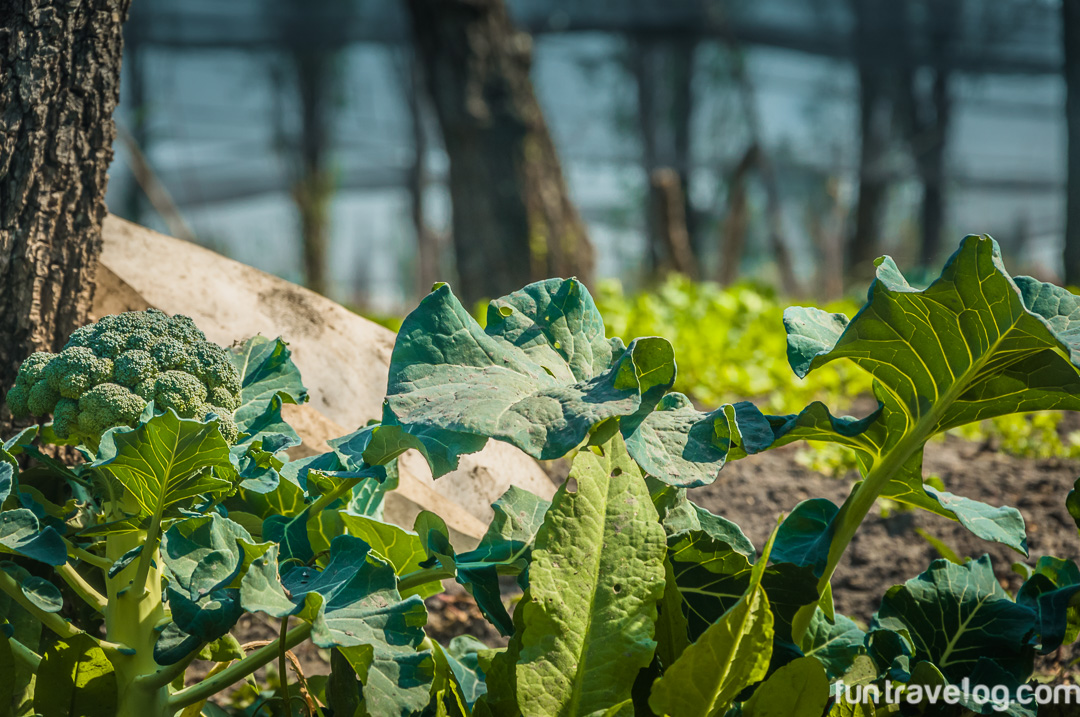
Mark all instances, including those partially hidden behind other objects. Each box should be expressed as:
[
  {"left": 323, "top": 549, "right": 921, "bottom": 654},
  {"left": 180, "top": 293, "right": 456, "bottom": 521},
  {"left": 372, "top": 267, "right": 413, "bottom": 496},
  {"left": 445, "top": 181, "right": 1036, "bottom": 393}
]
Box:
[
  {"left": 717, "top": 146, "right": 758, "bottom": 286},
  {"left": 648, "top": 168, "right": 697, "bottom": 279},
  {"left": 1064, "top": 0, "right": 1080, "bottom": 286},
  {"left": 0, "top": 0, "right": 131, "bottom": 421},
  {"left": 632, "top": 36, "right": 698, "bottom": 276},
  {"left": 405, "top": 0, "right": 594, "bottom": 306},
  {"left": 848, "top": 0, "right": 905, "bottom": 281},
  {"left": 917, "top": 68, "right": 950, "bottom": 268},
  {"left": 292, "top": 46, "right": 335, "bottom": 297},
  {"left": 405, "top": 51, "right": 443, "bottom": 297}
]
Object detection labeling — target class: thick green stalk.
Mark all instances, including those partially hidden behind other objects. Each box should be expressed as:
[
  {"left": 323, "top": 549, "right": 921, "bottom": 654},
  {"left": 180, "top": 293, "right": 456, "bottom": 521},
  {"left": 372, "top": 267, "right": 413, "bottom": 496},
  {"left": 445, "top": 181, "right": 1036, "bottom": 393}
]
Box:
[
  {"left": 817, "top": 428, "right": 926, "bottom": 593},
  {"left": 131, "top": 500, "right": 166, "bottom": 600},
  {"left": 306, "top": 475, "right": 365, "bottom": 516},
  {"left": 55, "top": 562, "right": 108, "bottom": 613},
  {"left": 397, "top": 565, "right": 455, "bottom": 593},
  {"left": 9, "top": 638, "right": 42, "bottom": 672},
  {"left": 65, "top": 540, "right": 113, "bottom": 571},
  {"left": 167, "top": 621, "right": 313, "bottom": 711},
  {"left": 815, "top": 344, "right": 1001, "bottom": 594},
  {"left": 106, "top": 527, "right": 170, "bottom": 717}
]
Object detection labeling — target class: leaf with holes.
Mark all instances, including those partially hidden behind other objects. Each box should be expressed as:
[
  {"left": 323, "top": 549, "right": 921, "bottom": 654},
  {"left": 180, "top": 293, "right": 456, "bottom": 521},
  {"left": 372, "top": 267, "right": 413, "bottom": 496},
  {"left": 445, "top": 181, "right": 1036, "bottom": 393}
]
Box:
[{"left": 515, "top": 435, "right": 666, "bottom": 716}]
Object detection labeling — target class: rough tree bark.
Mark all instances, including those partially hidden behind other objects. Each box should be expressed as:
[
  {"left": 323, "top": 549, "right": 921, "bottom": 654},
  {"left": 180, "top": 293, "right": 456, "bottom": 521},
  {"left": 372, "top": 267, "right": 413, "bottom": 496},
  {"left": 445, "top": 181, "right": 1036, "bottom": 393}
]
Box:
[
  {"left": 0, "top": 0, "right": 132, "bottom": 421},
  {"left": 1064, "top": 0, "right": 1080, "bottom": 286},
  {"left": 405, "top": 0, "right": 594, "bottom": 306}
]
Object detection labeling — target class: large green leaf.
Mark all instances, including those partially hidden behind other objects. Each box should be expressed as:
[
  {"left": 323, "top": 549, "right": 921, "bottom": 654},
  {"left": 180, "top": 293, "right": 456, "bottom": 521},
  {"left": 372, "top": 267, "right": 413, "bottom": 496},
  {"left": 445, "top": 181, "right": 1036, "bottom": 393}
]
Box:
[
  {"left": 654, "top": 557, "right": 691, "bottom": 669},
  {"left": 385, "top": 279, "right": 676, "bottom": 474},
  {"left": 155, "top": 588, "right": 243, "bottom": 665},
  {"left": 33, "top": 634, "right": 117, "bottom": 717},
  {"left": 445, "top": 635, "right": 488, "bottom": 707},
  {"left": 872, "top": 556, "right": 1036, "bottom": 685},
  {"left": 428, "top": 641, "right": 472, "bottom": 717},
  {"left": 1, "top": 426, "right": 38, "bottom": 466},
  {"left": 650, "top": 482, "right": 755, "bottom": 557},
  {"left": 0, "top": 508, "right": 66, "bottom": 566},
  {"left": 772, "top": 237, "right": 1080, "bottom": 560},
  {"left": 241, "top": 535, "right": 432, "bottom": 713},
  {"left": 92, "top": 410, "right": 233, "bottom": 520},
  {"left": 515, "top": 435, "right": 667, "bottom": 716},
  {"left": 414, "top": 485, "right": 551, "bottom": 635},
  {"left": 740, "top": 656, "right": 829, "bottom": 717},
  {"left": 161, "top": 513, "right": 266, "bottom": 599},
  {"left": 667, "top": 530, "right": 817, "bottom": 644},
  {"left": 622, "top": 394, "right": 774, "bottom": 487},
  {"left": 799, "top": 608, "right": 866, "bottom": 680},
  {"left": 648, "top": 526, "right": 777, "bottom": 717},
  {"left": 338, "top": 512, "right": 439, "bottom": 599},
  {"left": 1016, "top": 556, "right": 1080, "bottom": 654},
  {"left": 228, "top": 335, "right": 308, "bottom": 436}
]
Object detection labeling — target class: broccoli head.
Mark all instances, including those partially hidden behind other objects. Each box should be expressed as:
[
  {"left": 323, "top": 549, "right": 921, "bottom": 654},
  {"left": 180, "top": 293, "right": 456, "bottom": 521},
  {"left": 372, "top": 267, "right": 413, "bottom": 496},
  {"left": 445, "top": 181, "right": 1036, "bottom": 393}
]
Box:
[{"left": 4, "top": 309, "right": 244, "bottom": 447}]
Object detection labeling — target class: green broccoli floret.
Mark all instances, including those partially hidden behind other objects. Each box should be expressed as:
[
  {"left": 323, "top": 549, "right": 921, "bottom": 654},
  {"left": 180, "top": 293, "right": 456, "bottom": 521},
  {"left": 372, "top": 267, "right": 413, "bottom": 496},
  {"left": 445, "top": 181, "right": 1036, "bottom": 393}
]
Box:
[
  {"left": 27, "top": 381, "right": 60, "bottom": 415},
  {"left": 5, "top": 383, "right": 29, "bottom": 417},
  {"left": 17, "top": 352, "right": 55, "bottom": 385},
  {"left": 44, "top": 347, "right": 113, "bottom": 399},
  {"left": 202, "top": 406, "right": 239, "bottom": 444},
  {"left": 154, "top": 370, "right": 208, "bottom": 418},
  {"left": 151, "top": 338, "right": 190, "bottom": 370},
  {"left": 78, "top": 384, "right": 146, "bottom": 437},
  {"left": 52, "top": 398, "right": 80, "bottom": 439},
  {"left": 114, "top": 350, "right": 158, "bottom": 387},
  {"left": 3, "top": 309, "right": 244, "bottom": 447}
]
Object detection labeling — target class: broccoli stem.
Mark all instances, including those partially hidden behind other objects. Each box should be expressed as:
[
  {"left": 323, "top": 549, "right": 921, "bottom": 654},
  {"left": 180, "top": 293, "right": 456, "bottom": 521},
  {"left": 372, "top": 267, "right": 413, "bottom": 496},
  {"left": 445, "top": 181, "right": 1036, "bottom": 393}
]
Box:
[
  {"left": 166, "top": 621, "right": 313, "bottom": 711},
  {"left": 105, "top": 525, "right": 170, "bottom": 716},
  {"left": 55, "top": 562, "right": 108, "bottom": 614}
]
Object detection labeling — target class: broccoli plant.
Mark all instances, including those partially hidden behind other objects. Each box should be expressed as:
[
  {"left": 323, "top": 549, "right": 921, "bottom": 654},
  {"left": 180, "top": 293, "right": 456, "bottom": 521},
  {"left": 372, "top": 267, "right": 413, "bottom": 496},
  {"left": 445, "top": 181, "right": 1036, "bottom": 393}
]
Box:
[
  {"left": 3, "top": 240, "right": 1080, "bottom": 717},
  {"left": 0, "top": 313, "right": 328, "bottom": 716},
  {"left": 6, "top": 309, "right": 241, "bottom": 448}
]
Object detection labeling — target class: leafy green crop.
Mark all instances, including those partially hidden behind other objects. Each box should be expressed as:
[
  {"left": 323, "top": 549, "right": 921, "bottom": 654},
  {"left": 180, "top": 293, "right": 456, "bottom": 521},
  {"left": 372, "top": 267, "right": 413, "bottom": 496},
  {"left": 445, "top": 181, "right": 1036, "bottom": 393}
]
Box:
[{"left": 2, "top": 235, "right": 1079, "bottom": 716}]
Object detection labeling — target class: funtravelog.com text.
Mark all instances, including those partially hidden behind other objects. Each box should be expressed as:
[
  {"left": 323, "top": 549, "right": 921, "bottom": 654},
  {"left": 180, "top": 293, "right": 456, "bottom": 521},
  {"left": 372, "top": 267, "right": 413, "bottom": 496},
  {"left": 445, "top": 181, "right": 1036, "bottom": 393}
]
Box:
[{"left": 838, "top": 679, "right": 1080, "bottom": 713}]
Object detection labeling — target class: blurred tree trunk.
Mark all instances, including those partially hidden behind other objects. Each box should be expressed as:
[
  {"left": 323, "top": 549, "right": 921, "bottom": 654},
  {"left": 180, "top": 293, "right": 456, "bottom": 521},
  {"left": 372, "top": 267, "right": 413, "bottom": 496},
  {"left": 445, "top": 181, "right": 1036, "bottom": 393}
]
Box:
[
  {"left": 649, "top": 168, "right": 697, "bottom": 278},
  {"left": 716, "top": 146, "right": 758, "bottom": 286},
  {"left": 291, "top": 45, "right": 335, "bottom": 297},
  {"left": 405, "top": 52, "right": 443, "bottom": 297},
  {"left": 902, "top": 0, "right": 958, "bottom": 269},
  {"left": 0, "top": 0, "right": 131, "bottom": 426},
  {"left": 121, "top": 28, "right": 146, "bottom": 224},
  {"left": 848, "top": 0, "right": 905, "bottom": 280},
  {"left": 405, "top": 0, "right": 594, "bottom": 305},
  {"left": 632, "top": 36, "right": 698, "bottom": 274},
  {"left": 914, "top": 69, "right": 950, "bottom": 267},
  {"left": 850, "top": 71, "right": 890, "bottom": 279},
  {"left": 1064, "top": 0, "right": 1080, "bottom": 286}
]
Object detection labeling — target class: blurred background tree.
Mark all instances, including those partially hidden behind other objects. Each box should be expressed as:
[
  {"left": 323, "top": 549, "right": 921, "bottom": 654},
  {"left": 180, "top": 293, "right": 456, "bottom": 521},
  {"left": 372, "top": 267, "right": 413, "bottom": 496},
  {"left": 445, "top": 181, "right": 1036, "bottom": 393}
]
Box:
[{"left": 99, "top": 0, "right": 1080, "bottom": 309}]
